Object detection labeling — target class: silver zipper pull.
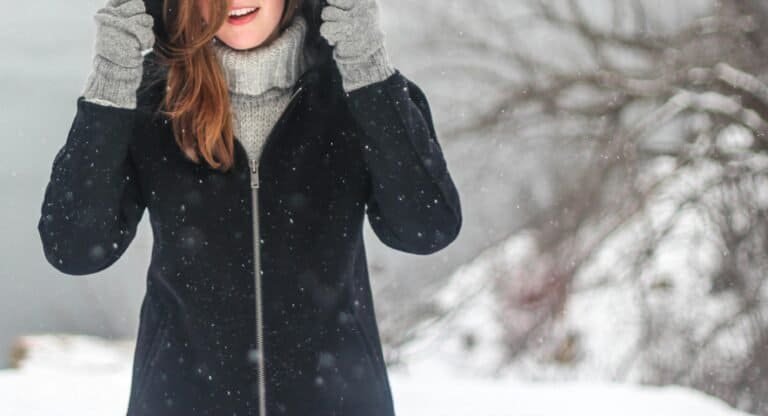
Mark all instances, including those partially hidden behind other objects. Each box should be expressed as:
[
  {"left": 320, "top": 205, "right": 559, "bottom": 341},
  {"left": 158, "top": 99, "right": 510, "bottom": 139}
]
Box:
[
  {"left": 289, "top": 85, "right": 303, "bottom": 102},
  {"left": 250, "top": 159, "right": 259, "bottom": 189}
]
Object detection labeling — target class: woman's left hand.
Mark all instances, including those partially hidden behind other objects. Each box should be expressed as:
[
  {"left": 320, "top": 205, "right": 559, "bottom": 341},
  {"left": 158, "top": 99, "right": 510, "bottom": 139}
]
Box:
[{"left": 319, "top": 0, "right": 397, "bottom": 93}]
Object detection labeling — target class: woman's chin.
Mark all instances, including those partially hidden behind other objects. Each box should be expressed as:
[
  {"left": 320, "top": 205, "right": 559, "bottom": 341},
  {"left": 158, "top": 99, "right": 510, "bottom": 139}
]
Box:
[{"left": 216, "top": 35, "right": 266, "bottom": 51}]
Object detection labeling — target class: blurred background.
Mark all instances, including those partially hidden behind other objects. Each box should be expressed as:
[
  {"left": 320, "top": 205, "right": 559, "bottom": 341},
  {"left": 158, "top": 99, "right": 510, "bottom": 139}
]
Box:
[{"left": 3, "top": 0, "right": 768, "bottom": 414}]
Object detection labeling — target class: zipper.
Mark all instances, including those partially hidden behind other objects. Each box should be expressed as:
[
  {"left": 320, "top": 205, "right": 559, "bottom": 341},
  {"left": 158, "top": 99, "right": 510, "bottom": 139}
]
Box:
[{"left": 247, "top": 82, "right": 305, "bottom": 416}]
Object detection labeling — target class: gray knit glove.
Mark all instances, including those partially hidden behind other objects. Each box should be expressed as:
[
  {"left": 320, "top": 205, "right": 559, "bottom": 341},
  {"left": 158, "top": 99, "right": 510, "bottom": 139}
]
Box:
[
  {"left": 319, "top": 0, "right": 396, "bottom": 93},
  {"left": 82, "top": 0, "right": 155, "bottom": 109}
]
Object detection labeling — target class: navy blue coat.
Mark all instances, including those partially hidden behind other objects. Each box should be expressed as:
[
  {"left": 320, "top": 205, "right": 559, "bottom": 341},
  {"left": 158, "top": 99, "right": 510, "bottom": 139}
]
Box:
[{"left": 37, "top": 1, "right": 462, "bottom": 414}]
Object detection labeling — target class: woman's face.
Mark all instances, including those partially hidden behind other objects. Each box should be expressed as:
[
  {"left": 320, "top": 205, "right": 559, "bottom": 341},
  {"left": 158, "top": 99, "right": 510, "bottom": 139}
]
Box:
[{"left": 198, "top": 0, "right": 286, "bottom": 50}]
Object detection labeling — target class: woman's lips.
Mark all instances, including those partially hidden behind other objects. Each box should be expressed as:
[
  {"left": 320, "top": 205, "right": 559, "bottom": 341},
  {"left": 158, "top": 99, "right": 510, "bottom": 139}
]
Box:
[{"left": 228, "top": 7, "right": 260, "bottom": 25}]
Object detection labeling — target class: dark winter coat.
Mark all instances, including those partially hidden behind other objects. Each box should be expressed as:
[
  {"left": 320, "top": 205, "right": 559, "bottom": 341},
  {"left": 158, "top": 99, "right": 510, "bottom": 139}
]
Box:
[{"left": 36, "top": 0, "right": 462, "bottom": 415}]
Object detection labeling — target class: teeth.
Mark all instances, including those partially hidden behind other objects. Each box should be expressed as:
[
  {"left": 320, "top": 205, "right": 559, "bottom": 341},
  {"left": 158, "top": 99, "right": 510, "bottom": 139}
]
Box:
[{"left": 229, "top": 7, "right": 257, "bottom": 17}]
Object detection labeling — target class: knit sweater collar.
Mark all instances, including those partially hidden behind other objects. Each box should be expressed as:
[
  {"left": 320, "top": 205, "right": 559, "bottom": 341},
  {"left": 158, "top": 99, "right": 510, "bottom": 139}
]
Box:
[{"left": 212, "top": 15, "right": 308, "bottom": 97}]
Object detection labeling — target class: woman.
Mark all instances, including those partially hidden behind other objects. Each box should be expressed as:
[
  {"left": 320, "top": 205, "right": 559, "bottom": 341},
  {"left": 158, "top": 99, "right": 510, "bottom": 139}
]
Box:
[{"left": 37, "top": 0, "right": 462, "bottom": 414}]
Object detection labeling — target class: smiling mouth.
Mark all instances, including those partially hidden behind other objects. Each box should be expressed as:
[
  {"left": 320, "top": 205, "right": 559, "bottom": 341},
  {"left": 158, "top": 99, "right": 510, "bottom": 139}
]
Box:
[{"left": 228, "top": 7, "right": 260, "bottom": 23}]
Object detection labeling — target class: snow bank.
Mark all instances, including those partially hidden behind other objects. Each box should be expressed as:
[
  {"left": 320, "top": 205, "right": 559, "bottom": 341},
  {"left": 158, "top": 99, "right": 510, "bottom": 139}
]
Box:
[{"left": 0, "top": 334, "right": 754, "bottom": 416}]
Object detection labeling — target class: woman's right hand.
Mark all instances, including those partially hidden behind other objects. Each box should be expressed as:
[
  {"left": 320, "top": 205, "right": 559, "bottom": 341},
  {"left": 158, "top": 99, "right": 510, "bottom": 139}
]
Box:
[{"left": 82, "top": 0, "right": 156, "bottom": 109}]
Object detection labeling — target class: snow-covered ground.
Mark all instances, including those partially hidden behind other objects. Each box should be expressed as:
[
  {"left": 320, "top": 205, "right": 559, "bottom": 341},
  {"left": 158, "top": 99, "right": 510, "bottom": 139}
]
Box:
[{"left": 0, "top": 334, "right": 755, "bottom": 416}]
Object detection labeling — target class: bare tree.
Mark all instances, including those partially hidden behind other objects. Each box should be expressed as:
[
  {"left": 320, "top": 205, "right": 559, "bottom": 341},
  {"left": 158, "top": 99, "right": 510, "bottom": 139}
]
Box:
[{"left": 391, "top": 0, "right": 768, "bottom": 413}]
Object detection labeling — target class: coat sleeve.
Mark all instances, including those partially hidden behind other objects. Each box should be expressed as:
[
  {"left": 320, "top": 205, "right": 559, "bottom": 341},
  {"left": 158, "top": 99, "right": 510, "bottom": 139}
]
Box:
[
  {"left": 37, "top": 97, "right": 147, "bottom": 275},
  {"left": 344, "top": 69, "right": 463, "bottom": 255}
]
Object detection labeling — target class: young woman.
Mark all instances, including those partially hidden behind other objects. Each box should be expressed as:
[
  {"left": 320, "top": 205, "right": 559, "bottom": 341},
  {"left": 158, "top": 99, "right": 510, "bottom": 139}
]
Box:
[{"left": 37, "top": 0, "right": 462, "bottom": 414}]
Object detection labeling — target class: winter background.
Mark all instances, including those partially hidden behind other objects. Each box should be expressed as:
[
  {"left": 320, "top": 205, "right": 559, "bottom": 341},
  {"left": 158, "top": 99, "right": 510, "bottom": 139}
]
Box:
[{"left": 3, "top": 0, "right": 768, "bottom": 414}]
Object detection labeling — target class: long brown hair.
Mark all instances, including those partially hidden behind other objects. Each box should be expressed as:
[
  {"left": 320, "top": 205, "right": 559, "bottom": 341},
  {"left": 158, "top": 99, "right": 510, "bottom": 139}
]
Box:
[{"left": 155, "top": 0, "right": 305, "bottom": 172}]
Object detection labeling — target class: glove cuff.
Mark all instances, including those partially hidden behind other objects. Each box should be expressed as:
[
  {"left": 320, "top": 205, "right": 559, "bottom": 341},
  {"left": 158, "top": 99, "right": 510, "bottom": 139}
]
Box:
[
  {"left": 335, "top": 45, "right": 397, "bottom": 94},
  {"left": 82, "top": 55, "right": 143, "bottom": 109}
]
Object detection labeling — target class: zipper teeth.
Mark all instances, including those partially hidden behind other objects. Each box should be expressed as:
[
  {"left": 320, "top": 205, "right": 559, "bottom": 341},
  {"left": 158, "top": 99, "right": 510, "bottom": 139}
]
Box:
[
  {"left": 250, "top": 160, "right": 264, "bottom": 416},
  {"left": 249, "top": 83, "right": 304, "bottom": 416}
]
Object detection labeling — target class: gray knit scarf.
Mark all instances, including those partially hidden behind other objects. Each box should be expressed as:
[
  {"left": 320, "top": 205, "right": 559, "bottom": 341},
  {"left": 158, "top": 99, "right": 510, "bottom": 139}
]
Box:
[{"left": 212, "top": 15, "right": 309, "bottom": 163}]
